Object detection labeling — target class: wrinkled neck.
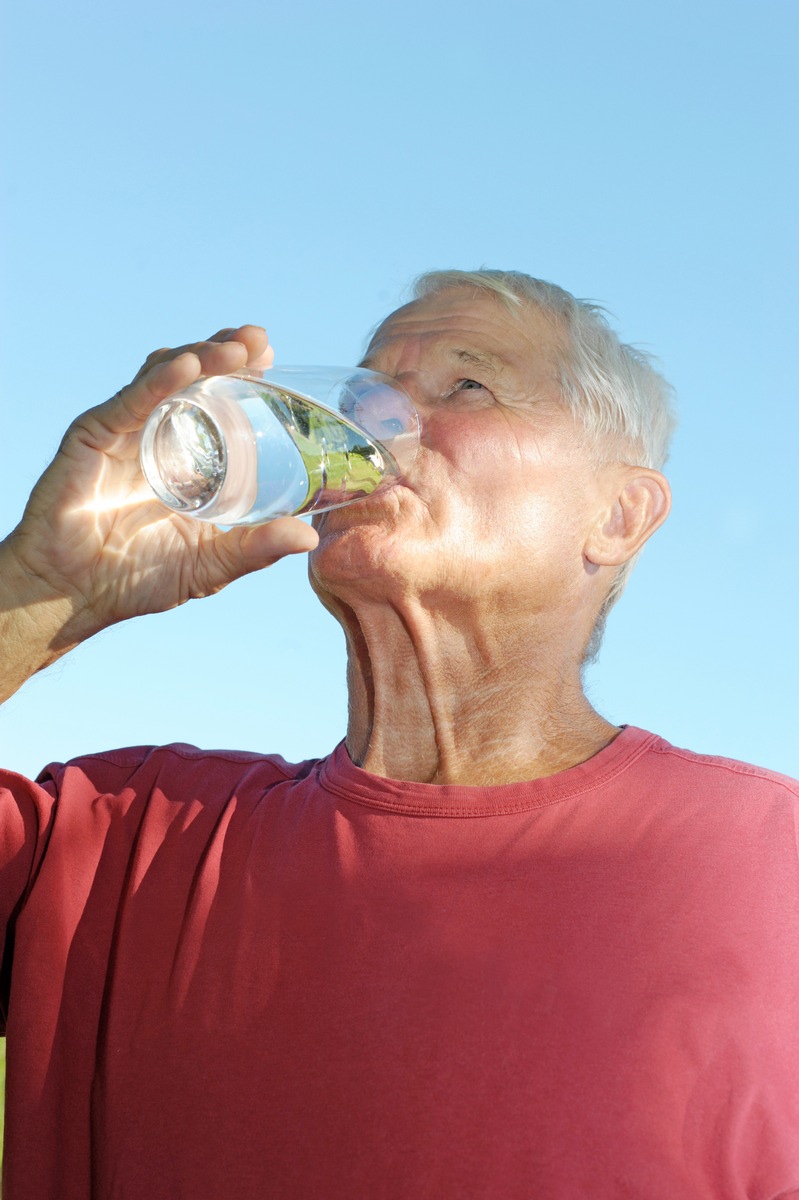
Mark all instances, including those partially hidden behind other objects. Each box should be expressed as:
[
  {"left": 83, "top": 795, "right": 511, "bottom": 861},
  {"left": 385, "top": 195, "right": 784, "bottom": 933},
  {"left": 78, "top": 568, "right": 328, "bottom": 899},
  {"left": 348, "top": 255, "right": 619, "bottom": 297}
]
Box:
[{"left": 337, "top": 594, "right": 618, "bottom": 786}]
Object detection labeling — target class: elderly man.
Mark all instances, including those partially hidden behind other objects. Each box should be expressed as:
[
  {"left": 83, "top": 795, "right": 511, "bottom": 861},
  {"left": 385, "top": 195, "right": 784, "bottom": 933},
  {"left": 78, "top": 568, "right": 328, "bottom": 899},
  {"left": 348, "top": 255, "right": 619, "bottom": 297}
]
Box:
[{"left": 0, "top": 270, "right": 797, "bottom": 1199}]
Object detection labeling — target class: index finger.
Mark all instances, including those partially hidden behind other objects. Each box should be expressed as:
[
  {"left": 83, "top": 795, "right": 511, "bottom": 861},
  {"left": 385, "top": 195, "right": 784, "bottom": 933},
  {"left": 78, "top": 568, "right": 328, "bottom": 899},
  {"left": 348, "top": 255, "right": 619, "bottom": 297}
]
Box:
[{"left": 87, "top": 352, "right": 206, "bottom": 437}]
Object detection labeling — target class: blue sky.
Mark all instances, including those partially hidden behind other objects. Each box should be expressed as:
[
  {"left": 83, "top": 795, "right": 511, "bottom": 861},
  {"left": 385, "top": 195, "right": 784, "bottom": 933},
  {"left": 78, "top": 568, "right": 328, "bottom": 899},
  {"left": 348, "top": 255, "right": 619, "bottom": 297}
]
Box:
[{"left": 1, "top": 0, "right": 797, "bottom": 778}]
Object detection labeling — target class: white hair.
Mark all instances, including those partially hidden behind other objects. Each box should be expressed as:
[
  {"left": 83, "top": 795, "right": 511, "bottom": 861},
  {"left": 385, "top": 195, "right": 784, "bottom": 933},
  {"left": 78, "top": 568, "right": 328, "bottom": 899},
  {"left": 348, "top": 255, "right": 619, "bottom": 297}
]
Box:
[{"left": 407, "top": 269, "right": 678, "bottom": 659}]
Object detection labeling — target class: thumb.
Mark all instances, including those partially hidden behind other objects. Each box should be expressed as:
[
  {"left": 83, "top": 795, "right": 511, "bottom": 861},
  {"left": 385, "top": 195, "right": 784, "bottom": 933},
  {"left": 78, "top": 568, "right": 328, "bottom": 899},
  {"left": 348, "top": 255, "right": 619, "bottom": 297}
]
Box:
[{"left": 214, "top": 517, "right": 319, "bottom": 580}]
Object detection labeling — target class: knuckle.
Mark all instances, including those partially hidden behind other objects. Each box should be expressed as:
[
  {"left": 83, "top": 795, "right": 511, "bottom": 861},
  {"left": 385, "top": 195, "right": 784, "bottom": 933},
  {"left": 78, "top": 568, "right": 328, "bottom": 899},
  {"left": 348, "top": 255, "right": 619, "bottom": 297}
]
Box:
[{"left": 57, "top": 418, "right": 85, "bottom": 455}]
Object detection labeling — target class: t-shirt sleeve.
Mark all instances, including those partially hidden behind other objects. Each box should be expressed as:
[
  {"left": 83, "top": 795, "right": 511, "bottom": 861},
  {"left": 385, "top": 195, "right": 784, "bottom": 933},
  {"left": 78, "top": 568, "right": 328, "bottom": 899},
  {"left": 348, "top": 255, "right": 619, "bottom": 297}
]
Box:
[
  {"left": 0, "top": 743, "right": 315, "bottom": 1035},
  {"left": 0, "top": 768, "right": 60, "bottom": 1028}
]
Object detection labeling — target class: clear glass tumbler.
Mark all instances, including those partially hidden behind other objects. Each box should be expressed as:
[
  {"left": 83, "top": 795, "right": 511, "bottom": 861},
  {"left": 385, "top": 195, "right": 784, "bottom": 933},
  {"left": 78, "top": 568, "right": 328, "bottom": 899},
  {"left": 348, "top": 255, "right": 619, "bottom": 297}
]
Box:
[{"left": 140, "top": 366, "right": 420, "bottom": 526}]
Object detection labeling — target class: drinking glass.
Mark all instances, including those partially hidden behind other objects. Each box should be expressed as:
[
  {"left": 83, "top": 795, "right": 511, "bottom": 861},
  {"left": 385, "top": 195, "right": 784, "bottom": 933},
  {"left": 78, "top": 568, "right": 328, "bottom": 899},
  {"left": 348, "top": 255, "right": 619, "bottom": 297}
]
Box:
[{"left": 140, "top": 366, "right": 420, "bottom": 526}]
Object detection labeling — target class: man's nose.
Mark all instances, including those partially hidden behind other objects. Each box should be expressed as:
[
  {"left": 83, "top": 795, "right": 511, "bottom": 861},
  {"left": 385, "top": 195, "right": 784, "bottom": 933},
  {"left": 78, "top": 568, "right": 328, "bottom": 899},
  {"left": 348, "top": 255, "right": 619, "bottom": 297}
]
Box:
[
  {"left": 342, "top": 376, "right": 422, "bottom": 465},
  {"left": 389, "top": 372, "right": 439, "bottom": 420}
]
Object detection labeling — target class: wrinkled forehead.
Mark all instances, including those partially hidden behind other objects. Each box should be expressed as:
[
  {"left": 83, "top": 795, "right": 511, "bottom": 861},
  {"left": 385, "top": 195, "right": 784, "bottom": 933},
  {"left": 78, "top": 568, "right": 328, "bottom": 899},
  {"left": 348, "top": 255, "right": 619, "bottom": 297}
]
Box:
[{"left": 361, "top": 289, "right": 565, "bottom": 382}]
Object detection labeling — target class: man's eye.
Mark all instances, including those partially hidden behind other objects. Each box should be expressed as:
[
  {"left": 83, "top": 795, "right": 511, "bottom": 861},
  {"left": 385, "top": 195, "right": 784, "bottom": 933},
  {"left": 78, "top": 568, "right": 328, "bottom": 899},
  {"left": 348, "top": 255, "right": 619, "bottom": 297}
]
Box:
[
  {"left": 441, "top": 378, "right": 493, "bottom": 406},
  {"left": 444, "top": 379, "right": 487, "bottom": 399}
]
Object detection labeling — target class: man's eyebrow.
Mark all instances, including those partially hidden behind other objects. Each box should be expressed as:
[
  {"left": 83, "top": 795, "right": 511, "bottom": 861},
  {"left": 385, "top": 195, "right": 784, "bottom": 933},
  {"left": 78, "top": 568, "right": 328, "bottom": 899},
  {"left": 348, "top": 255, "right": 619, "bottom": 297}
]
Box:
[
  {"left": 358, "top": 345, "right": 506, "bottom": 373},
  {"left": 452, "top": 348, "right": 503, "bottom": 374}
]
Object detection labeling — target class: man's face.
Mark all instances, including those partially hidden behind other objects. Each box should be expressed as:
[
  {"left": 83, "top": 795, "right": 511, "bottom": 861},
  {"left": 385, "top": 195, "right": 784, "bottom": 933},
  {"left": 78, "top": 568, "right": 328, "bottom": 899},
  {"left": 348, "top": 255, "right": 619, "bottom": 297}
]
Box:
[{"left": 309, "top": 288, "right": 614, "bottom": 622}]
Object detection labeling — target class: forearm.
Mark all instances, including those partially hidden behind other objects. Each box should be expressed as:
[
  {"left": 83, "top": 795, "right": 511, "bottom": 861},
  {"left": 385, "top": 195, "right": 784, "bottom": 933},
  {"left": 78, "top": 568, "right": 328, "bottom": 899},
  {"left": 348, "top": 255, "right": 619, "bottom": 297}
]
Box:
[{"left": 0, "top": 538, "right": 91, "bottom": 704}]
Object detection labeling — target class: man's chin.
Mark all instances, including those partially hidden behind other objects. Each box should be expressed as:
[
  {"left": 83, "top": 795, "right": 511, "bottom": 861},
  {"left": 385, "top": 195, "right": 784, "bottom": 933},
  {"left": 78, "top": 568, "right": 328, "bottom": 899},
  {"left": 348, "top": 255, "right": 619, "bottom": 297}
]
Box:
[{"left": 308, "top": 513, "right": 415, "bottom": 599}]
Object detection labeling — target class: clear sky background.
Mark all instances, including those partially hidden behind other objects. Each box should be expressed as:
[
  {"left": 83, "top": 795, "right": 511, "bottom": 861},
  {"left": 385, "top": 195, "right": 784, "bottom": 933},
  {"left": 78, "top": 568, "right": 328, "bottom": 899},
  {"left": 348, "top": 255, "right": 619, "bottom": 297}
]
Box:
[{"left": 0, "top": 0, "right": 796, "bottom": 780}]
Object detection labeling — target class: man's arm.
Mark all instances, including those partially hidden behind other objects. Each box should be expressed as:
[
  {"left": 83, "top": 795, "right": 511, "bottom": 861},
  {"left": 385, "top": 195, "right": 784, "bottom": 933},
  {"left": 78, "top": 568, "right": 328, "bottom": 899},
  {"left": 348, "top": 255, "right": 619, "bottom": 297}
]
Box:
[
  {"left": 0, "top": 325, "right": 318, "bottom": 705},
  {"left": 0, "top": 542, "right": 86, "bottom": 703}
]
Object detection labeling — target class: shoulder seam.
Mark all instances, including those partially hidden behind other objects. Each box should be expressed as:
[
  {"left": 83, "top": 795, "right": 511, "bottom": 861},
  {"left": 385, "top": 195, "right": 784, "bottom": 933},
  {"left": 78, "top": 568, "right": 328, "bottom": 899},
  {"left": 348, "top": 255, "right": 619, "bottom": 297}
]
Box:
[
  {"left": 651, "top": 744, "right": 799, "bottom": 798},
  {"left": 57, "top": 745, "right": 300, "bottom": 779}
]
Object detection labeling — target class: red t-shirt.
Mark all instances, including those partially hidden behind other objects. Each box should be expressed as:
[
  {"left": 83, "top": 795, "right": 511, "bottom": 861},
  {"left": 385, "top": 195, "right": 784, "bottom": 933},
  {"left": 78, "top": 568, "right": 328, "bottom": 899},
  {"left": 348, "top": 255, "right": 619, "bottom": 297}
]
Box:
[{"left": 0, "top": 726, "right": 797, "bottom": 1198}]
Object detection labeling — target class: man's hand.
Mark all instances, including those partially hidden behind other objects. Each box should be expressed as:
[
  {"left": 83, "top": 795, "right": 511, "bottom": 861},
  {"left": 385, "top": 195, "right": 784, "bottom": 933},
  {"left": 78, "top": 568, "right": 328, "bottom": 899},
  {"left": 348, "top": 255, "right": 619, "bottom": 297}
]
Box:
[{"left": 0, "top": 326, "right": 318, "bottom": 700}]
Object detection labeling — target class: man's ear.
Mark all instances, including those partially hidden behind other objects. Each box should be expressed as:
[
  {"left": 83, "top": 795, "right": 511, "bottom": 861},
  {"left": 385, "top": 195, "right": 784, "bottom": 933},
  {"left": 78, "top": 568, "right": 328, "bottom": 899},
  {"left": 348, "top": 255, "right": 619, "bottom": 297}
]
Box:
[{"left": 584, "top": 468, "right": 672, "bottom": 567}]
